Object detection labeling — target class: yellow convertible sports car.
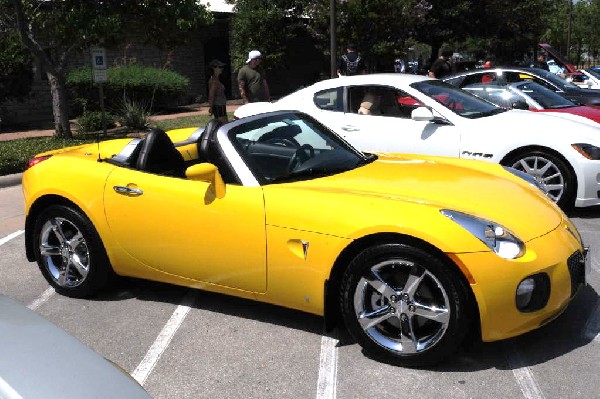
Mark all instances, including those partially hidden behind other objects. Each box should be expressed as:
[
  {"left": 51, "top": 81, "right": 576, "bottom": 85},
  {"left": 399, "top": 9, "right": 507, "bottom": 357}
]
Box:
[{"left": 22, "top": 111, "right": 590, "bottom": 366}]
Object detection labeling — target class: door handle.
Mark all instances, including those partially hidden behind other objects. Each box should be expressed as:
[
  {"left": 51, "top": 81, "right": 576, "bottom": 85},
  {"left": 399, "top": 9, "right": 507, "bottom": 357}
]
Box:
[
  {"left": 113, "top": 185, "right": 143, "bottom": 196},
  {"left": 341, "top": 125, "right": 360, "bottom": 132}
]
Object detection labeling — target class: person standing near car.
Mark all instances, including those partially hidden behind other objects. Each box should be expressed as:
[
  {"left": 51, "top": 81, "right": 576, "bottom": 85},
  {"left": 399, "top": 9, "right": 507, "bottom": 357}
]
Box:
[
  {"left": 238, "top": 50, "right": 271, "bottom": 104},
  {"left": 337, "top": 43, "right": 366, "bottom": 76},
  {"left": 208, "top": 59, "right": 228, "bottom": 123},
  {"left": 428, "top": 48, "right": 453, "bottom": 79}
]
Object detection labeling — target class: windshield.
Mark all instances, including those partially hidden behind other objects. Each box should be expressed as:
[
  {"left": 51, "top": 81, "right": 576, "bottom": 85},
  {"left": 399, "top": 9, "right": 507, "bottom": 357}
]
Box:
[
  {"left": 229, "top": 112, "right": 371, "bottom": 183},
  {"left": 512, "top": 81, "right": 576, "bottom": 109},
  {"left": 527, "top": 68, "right": 580, "bottom": 90},
  {"left": 411, "top": 79, "right": 505, "bottom": 119},
  {"left": 586, "top": 68, "right": 600, "bottom": 80}
]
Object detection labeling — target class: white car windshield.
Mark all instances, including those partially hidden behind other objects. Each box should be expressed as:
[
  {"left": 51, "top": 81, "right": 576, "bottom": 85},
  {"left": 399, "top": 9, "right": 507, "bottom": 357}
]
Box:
[
  {"left": 229, "top": 112, "right": 373, "bottom": 183},
  {"left": 411, "top": 80, "right": 506, "bottom": 119}
]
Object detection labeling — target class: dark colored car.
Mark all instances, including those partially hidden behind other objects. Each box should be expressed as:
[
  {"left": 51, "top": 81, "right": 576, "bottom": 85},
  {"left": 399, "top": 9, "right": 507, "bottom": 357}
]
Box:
[{"left": 443, "top": 67, "right": 600, "bottom": 106}]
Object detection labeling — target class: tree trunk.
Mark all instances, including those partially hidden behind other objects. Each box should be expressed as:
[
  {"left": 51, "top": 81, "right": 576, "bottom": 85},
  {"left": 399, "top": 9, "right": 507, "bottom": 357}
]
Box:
[{"left": 47, "top": 71, "right": 72, "bottom": 138}]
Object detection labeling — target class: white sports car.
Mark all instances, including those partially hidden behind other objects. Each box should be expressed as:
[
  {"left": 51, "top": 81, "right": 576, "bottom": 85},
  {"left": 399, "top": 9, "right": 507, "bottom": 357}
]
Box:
[{"left": 235, "top": 74, "right": 600, "bottom": 209}]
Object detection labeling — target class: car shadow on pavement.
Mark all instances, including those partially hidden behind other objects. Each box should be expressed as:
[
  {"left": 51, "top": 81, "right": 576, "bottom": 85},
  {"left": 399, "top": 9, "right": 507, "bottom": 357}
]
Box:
[
  {"left": 566, "top": 204, "right": 600, "bottom": 219},
  {"left": 93, "top": 277, "right": 325, "bottom": 336}
]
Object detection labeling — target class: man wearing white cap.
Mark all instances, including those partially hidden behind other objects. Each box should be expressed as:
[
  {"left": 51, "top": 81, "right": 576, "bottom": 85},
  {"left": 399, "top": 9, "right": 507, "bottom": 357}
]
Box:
[{"left": 238, "top": 50, "right": 271, "bottom": 103}]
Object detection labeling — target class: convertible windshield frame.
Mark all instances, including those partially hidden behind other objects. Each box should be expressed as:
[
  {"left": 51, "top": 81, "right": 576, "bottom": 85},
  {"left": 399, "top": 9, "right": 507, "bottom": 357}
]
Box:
[
  {"left": 410, "top": 79, "right": 504, "bottom": 119},
  {"left": 227, "top": 111, "right": 369, "bottom": 185}
]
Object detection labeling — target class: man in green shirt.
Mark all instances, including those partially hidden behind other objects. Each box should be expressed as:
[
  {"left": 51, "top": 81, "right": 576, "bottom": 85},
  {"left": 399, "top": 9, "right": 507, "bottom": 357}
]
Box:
[{"left": 238, "top": 50, "right": 271, "bottom": 103}]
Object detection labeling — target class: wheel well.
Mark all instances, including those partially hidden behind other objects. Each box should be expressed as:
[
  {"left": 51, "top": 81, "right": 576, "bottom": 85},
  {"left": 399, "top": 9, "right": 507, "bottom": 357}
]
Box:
[
  {"left": 25, "top": 195, "right": 86, "bottom": 261},
  {"left": 323, "top": 233, "right": 480, "bottom": 336}
]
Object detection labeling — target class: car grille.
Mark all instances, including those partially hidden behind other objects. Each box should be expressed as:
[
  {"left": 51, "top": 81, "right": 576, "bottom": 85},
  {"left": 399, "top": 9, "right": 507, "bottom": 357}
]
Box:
[{"left": 567, "top": 251, "right": 586, "bottom": 297}]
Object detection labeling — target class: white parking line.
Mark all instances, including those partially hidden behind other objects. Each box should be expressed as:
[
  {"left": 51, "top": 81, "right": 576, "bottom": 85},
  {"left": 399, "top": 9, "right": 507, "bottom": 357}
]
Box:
[
  {"left": 504, "top": 342, "right": 545, "bottom": 399},
  {"left": 0, "top": 230, "right": 24, "bottom": 246},
  {"left": 132, "top": 290, "right": 197, "bottom": 386},
  {"left": 315, "top": 335, "right": 338, "bottom": 399},
  {"left": 583, "top": 298, "right": 600, "bottom": 342},
  {"left": 27, "top": 287, "right": 55, "bottom": 311}
]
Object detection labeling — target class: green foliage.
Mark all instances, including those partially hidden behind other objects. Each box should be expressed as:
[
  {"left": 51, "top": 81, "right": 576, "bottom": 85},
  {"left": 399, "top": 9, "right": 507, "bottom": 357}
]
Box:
[
  {"left": 151, "top": 114, "right": 216, "bottom": 132},
  {"left": 114, "top": 99, "right": 152, "bottom": 131},
  {"left": 67, "top": 65, "right": 189, "bottom": 110},
  {"left": 0, "top": 29, "right": 32, "bottom": 102},
  {"left": 74, "top": 111, "right": 115, "bottom": 135},
  {"left": 0, "top": 136, "right": 98, "bottom": 175}
]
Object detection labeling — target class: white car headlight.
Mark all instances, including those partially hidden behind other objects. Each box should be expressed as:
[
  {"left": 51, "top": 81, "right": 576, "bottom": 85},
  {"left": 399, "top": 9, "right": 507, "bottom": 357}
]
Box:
[{"left": 441, "top": 210, "right": 525, "bottom": 259}]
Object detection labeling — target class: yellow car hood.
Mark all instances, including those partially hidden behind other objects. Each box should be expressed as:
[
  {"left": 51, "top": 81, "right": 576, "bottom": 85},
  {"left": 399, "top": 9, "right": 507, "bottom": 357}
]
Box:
[{"left": 264, "top": 154, "right": 563, "bottom": 244}]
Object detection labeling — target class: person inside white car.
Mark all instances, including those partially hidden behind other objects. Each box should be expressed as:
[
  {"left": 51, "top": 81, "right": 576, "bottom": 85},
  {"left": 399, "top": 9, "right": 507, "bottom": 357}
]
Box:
[{"left": 358, "top": 92, "right": 381, "bottom": 115}]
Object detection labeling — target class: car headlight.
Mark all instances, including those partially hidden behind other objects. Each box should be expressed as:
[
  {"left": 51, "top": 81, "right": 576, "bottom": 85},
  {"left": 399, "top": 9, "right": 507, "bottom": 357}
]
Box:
[
  {"left": 502, "top": 166, "right": 543, "bottom": 191},
  {"left": 572, "top": 143, "right": 600, "bottom": 160},
  {"left": 441, "top": 210, "right": 525, "bottom": 259}
]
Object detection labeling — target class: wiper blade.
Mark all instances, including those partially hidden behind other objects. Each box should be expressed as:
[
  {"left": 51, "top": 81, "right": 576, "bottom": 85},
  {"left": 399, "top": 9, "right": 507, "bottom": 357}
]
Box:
[{"left": 477, "top": 108, "right": 507, "bottom": 117}]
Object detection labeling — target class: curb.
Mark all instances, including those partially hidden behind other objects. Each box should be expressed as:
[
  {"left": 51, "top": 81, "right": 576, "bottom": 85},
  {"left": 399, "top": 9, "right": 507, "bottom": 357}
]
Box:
[{"left": 0, "top": 173, "right": 23, "bottom": 188}]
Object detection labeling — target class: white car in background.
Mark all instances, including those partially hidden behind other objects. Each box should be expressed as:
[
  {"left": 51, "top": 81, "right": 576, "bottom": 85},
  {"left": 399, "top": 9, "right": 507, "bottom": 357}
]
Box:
[
  {"left": 573, "top": 68, "right": 600, "bottom": 90},
  {"left": 235, "top": 74, "right": 600, "bottom": 209}
]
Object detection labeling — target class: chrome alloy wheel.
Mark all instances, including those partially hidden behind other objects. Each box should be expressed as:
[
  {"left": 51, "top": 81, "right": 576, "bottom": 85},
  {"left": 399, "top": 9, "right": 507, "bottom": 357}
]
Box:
[
  {"left": 511, "top": 155, "right": 564, "bottom": 202},
  {"left": 353, "top": 259, "right": 450, "bottom": 354},
  {"left": 39, "top": 217, "right": 90, "bottom": 288}
]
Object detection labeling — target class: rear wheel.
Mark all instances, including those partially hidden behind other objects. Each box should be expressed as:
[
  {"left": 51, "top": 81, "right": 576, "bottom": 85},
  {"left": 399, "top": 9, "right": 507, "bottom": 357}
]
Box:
[
  {"left": 33, "top": 205, "right": 112, "bottom": 298},
  {"left": 505, "top": 150, "right": 575, "bottom": 209},
  {"left": 340, "top": 243, "right": 471, "bottom": 366}
]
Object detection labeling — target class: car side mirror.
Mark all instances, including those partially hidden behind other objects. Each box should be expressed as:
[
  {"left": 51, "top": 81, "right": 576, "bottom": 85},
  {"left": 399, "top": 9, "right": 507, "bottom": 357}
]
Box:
[
  {"left": 411, "top": 106, "right": 435, "bottom": 121},
  {"left": 511, "top": 100, "right": 530, "bottom": 110},
  {"left": 186, "top": 163, "right": 226, "bottom": 199}
]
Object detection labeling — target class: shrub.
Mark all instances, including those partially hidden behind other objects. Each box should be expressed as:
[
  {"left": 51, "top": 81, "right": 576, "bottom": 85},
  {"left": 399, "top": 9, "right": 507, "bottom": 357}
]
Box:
[
  {"left": 67, "top": 65, "right": 189, "bottom": 111},
  {"left": 115, "top": 98, "right": 151, "bottom": 131},
  {"left": 74, "top": 110, "right": 115, "bottom": 134}
]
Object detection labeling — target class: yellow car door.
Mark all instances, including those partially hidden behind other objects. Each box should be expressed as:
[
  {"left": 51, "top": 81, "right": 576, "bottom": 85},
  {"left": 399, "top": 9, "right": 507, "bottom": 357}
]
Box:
[{"left": 103, "top": 167, "right": 267, "bottom": 292}]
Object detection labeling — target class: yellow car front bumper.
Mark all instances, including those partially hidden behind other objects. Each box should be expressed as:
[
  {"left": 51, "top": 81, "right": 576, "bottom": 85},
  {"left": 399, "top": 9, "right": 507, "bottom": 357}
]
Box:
[{"left": 453, "top": 222, "right": 586, "bottom": 342}]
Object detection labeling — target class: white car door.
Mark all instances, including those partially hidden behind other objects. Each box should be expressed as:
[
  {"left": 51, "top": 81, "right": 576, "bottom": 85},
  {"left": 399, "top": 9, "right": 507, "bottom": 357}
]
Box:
[{"left": 316, "top": 84, "right": 461, "bottom": 157}]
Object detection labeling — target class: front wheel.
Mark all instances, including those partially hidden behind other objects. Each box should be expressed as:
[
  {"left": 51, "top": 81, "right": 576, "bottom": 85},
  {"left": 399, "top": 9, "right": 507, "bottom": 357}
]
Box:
[
  {"left": 33, "top": 204, "right": 113, "bottom": 298},
  {"left": 505, "top": 150, "right": 575, "bottom": 209},
  {"left": 340, "top": 243, "right": 471, "bottom": 366}
]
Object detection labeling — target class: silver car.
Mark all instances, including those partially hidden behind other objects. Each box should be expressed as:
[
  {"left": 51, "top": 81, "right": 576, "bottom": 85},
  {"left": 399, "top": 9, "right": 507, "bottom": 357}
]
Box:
[{"left": 0, "top": 294, "right": 151, "bottom": 398}]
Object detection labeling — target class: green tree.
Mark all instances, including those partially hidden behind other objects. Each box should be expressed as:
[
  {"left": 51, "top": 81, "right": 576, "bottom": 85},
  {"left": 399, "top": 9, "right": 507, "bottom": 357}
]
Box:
[
  {"left": 0, "top": 27, "right": 32, "bottom": 103},
  {"left": 1, "top": 0, "right": 211, "bottom": 138}
]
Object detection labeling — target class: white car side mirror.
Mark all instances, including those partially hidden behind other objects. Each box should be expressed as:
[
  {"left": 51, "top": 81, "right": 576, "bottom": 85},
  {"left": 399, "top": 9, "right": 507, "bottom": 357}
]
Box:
[{"left": 411, "top": 106, "right": 435, "bottom": 121}]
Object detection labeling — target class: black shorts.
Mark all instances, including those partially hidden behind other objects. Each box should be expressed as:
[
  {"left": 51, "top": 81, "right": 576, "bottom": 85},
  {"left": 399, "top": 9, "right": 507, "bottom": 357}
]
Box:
[{"left": 212, "top": 104, "right": 226, "bottom": 118}]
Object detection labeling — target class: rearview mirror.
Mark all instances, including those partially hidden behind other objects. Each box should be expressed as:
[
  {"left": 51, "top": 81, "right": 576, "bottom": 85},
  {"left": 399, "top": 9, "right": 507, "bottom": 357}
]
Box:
[{"left": 186, "top": 163, "right": 226, "bottom": 199}]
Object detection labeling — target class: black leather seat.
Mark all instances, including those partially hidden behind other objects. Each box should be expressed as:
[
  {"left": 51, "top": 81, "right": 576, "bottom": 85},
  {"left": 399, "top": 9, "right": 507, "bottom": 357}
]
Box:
[
  {"left": 136, "top": 128, "right": 187, "bottom": 178},
  {"left": 197, "top": 119, "right": 223, "bottom": 163}
]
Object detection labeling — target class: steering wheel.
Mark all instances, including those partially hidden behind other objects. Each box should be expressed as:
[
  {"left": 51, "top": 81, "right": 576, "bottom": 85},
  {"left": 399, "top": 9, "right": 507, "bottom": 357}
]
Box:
[
  {"left": 287, "top": 144, "right": 315, "bottom": 173},
  {"left": 263, "top": 137, "right": 300, "bottom": 148}
]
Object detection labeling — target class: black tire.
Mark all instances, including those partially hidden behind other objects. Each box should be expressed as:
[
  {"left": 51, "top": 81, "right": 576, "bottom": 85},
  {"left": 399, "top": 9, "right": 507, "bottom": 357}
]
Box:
[
  {"left": 340, "top": 243, "right": 471, "bottom": 367},
  {"left": 32, "top": 204, "right": 113, "bottom": 298},
  {"left": 504, "top": 150, "right": 576, "bottom": 210}
]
